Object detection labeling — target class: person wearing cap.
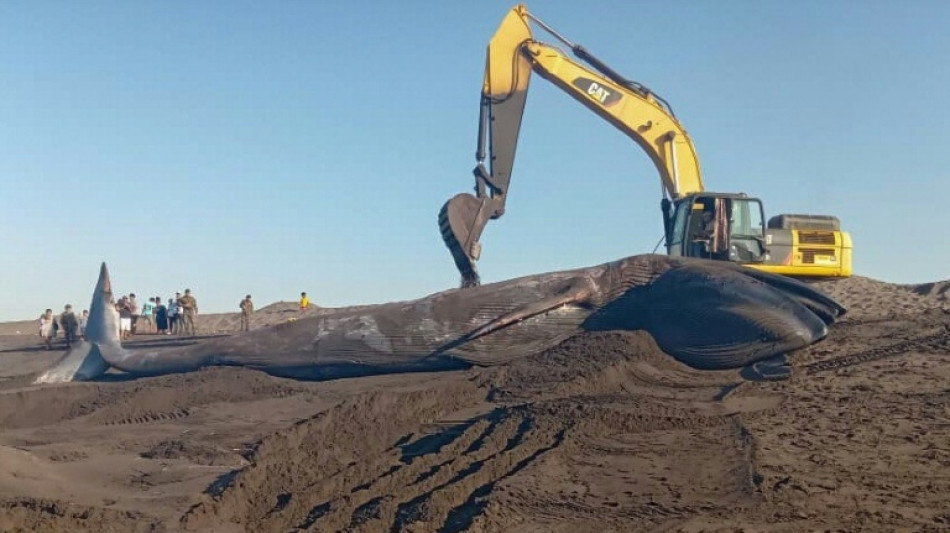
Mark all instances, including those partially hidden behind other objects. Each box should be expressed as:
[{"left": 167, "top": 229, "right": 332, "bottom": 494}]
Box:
[
  {"left": 60, "top": 304, "right": 79, "bottom": 349},
  {"left": 239, "top": 294, "right": 254, "bottom": 332},
  {"left": 178, "top": 289, "right": 198, "bottom": 336}
]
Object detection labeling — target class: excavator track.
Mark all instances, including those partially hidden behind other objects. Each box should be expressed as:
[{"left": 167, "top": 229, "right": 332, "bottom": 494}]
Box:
[{"left": 806, "top": 330, "right": 948, "bottom": 375}]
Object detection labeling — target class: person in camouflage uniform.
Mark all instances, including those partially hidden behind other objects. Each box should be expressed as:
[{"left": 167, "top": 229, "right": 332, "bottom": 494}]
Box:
[
  {"left": 239, "top": 294, "right": 253, "bottom": 332},
  {"left": 178, "top": 289, "right": 198, "bottom": 336},
  {"left": 60, "top": 304, "right": 79, "bottom": 349}
]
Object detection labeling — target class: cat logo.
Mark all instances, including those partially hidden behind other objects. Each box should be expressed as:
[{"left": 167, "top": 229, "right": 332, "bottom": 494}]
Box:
[{"left": 572, "top": 77, "right": 622, "bottom": 107}]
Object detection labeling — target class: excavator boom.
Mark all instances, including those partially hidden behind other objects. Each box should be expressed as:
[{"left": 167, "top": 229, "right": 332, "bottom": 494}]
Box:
[{"left": 440, "top": 4, "right": 702, "bottom": 287}]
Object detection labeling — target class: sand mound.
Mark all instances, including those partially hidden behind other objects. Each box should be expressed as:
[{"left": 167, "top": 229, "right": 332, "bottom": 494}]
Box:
[
  {"left": 196, "top": 301, "right": 381, "bottom": 333},
  {"left": 910, "top": 279, "right": 950, "bottom": 302},
  {"left": 0, "top": 498, "right": 163, "bottom": 533},
  {"left": 0, "top": 274, "right": 948, "bottom": 531},
  {"left": 0, "top": 367, "right": 309, "bottom": 430},
  {"left": 810, "top": 275, "right": 950, "bottom": 319},
  {"left": 178, "top": 332, "right": 771, "bottom": 532},
  {"left": 492, "top": 331, "right": 741, "bottom": 402}
]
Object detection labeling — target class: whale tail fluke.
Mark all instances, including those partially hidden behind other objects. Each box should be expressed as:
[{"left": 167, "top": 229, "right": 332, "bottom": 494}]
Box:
[
  {"left": 33, "top": 262, "right": 117, "bottom": 383},
  {"left": 34, "top": 342, "right": 110, "bottom": 383}
]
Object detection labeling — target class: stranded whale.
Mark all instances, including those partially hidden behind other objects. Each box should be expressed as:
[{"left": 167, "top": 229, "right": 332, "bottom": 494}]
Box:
[{"left": 36, "top": 256, "right": 845, "bottom": 383}]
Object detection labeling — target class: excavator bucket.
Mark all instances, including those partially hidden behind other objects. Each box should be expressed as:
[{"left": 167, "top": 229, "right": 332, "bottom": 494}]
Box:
[
  {"left": 439, "top": 193, "right": 494, "bottom": 287},
  {"left": 438, "top": 6, "right": 535, "bottom": 288}
]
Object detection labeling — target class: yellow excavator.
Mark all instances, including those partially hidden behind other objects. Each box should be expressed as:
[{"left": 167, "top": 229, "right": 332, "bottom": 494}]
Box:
[{"left": 439, "top": 4, "right": 852, "bottom": 287}]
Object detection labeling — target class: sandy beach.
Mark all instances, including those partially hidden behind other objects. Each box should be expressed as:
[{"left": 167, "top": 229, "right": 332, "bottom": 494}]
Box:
[{"left": 0, "top": 276, "right": 948, "bottom": 532}]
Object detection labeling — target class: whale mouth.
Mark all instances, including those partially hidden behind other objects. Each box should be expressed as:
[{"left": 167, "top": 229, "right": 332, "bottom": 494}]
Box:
[{"left": 583, "top": 260, "right": 841, "bottom": 370}]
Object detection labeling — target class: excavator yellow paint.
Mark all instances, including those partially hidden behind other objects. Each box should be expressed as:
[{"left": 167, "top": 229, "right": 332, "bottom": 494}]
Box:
[
  {"left": 518, "top": 40, "right": 704, "bottom": 197},
  {"left": 762, "top": 232, "right": 853, "bottom": 277},
  {"left": 439, "top": 4, "right": 852, "bottom": 285},
  {"left": 484, "top": 6, "right": 531, "bottom": 100}
]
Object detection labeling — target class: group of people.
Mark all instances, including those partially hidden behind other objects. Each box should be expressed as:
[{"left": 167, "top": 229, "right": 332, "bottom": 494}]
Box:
[
  {"left": 40, "top": 288, "right": 310, "bottom": 349},
  {"left": 112, "top": 290, "right": 199, "bottom": 338},
  {"left": 38, "top": 289, "right": 200, "bottom": 350},
  {"left": 38, "top": 305, "right": 87, "bottom": 350}
]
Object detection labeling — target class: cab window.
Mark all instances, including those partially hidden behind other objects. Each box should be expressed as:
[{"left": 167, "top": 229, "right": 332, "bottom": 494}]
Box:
[
  {"left": 668, "top": 200, "right": 690, "bottom": 255},
  {"left": 729, "top": 199, "right": 765, "bottom": 238}
]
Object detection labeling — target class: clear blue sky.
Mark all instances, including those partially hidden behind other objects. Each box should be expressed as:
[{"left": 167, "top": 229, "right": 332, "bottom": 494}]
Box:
[{"left": 1, "top": 1, "right": 947, "bottom": 321}]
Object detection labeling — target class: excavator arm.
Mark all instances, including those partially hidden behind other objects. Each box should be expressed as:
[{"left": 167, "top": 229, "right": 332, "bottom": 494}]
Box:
[{"left": 439, "top": 4, "right": 704, "bottom": 287}]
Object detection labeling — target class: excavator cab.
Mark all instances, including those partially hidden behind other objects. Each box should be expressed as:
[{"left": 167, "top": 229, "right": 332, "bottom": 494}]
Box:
[
  {"left": 663, "top": 193, "right": 852, "bottom": 277},
  {"left": 665, "top": 193, "right": 768, "bottom": 264}
]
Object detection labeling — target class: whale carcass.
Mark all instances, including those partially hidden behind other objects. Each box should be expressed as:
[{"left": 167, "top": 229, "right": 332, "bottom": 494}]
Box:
[{"left": 36, "top": 255, "right": 845, "bottom": 383}]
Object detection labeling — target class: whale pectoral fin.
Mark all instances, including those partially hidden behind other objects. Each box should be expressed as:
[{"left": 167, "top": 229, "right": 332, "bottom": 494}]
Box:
[{"left": 454, "top": 279, "right": 594, "bottom": 347}]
